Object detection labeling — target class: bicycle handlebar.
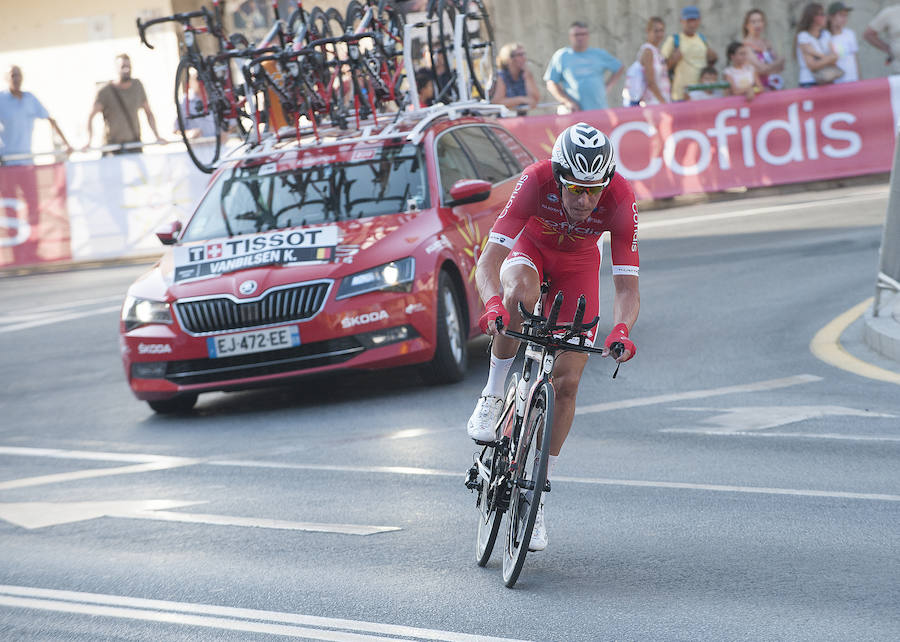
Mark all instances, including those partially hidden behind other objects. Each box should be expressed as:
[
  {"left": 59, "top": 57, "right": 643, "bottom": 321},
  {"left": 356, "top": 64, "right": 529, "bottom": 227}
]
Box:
[{"left": 136, "top": 7, "right": 213, "bottom": 49}]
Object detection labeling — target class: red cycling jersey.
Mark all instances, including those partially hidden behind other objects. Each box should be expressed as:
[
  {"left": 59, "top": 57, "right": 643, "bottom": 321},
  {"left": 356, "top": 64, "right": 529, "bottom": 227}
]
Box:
[{"left": 488, "top": 159, "right": 640, "bottom": 277}]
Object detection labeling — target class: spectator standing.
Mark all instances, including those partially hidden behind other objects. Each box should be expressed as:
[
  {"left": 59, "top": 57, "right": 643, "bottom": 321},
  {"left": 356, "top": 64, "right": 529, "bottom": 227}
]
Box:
[
  {"left": 742, "top": 8, "right": 785, "bottom": 90},
  {"left": 634, "top": 16, "right": 671, "bottom": 105},
  {"left": 723, "top": 42, "right": 763, "bottom": 101},
  {"left": 796, "top": 3, "right": 840, "bottom": 87},
  {"left": 0, "top": 65, "right": 72, "bottom": 165},
  {"left": 544, "top": 21, "right": 624, "bottom": 114},
  {"left": 84, "top": 54, "right": 165, "bottom": 154},
  {"left": 661, "top": 6, "right": 718, "bottom": 101},
  {"left": 687, "top": 66, "right": 724, "bottom": 100},
  {"left": 864, "top": 4, "right": 900, "bottom": 74},
  {"left": 828, "top": 2, "right": 859, "bottom": 83},
  {"left": 492, "top": 43, "right": 540, "bottom": 114}
]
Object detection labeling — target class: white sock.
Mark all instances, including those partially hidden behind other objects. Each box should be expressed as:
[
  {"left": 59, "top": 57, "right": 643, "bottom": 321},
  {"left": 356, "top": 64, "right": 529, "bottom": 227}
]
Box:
[
  {"left": 481, "top": 354, "right": 515, "bottom": 398},
  {"left": 548, "top": 454, "right": 559, "bottom": 481}
]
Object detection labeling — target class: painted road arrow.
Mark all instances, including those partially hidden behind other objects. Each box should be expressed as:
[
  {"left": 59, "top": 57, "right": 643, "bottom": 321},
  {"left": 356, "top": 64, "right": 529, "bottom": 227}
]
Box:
[{"left": 0, "top": 500, "right": 401, "bottom": 535}]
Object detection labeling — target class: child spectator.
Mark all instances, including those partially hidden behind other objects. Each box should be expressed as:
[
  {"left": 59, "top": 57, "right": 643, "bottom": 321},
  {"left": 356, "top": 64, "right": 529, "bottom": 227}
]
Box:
[
  {"left": 827, "top": 2, "right": 859, "bottom": 82},
  {"left": 686, "top": 67, "right": 724, "bottom": 100},
  {"left": 724, "top": 41, "right": 763, "bottom": 101},
  {"left": 742, "top": 8, "right": 785, "bottom": 90}
]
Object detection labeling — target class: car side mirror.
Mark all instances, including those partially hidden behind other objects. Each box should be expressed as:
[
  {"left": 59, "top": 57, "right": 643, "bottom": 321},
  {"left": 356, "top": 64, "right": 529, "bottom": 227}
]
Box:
[
  {"left": 446, "top": 179, "right": 492, "bottom": 207},
  {"left": 156, "top": 220, "right": 183, "bottom": 246}
]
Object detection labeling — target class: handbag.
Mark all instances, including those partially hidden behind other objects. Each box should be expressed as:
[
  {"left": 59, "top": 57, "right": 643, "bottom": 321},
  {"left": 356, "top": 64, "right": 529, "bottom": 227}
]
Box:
[{"left": 813, "top": 63, "right": 844, "bottom": 84}]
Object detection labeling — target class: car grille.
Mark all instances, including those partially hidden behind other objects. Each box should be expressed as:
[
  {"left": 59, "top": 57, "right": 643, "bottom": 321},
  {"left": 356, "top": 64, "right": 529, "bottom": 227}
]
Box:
[
  {"left": 159, "top": 337, "right": 365, "bottom": 385},
  {"left": 175, "top": 282, "right": 330, "bottom": 334}
]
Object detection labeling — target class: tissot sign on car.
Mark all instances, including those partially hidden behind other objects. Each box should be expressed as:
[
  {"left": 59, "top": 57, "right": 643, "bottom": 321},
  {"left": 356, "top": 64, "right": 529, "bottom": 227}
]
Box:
[{"left": 173, "top": 227, "right": 339, "bottom": 282}]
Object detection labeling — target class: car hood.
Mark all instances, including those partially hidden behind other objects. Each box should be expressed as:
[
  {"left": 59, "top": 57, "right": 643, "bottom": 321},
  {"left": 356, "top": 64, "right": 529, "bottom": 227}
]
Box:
[{"left": 130, "top": 212, "right": 441, "bottom": 301}]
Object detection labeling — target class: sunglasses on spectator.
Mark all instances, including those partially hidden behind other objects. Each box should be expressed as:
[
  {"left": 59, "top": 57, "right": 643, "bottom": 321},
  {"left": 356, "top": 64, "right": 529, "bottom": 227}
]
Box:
[{"left": 559, "top": 176, "right": 608, "bottom": 195}]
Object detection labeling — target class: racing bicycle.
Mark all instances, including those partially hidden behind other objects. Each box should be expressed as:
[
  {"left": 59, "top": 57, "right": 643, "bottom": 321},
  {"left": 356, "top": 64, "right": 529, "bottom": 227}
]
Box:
[{"left": 465, "top": 285, "right": 624, "bottom": 588}]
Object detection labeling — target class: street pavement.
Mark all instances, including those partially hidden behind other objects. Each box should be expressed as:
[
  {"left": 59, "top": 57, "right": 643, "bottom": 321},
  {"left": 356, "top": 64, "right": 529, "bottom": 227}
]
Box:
[{"left": 0, "top": 182, "right": 898, "bottom": 641}]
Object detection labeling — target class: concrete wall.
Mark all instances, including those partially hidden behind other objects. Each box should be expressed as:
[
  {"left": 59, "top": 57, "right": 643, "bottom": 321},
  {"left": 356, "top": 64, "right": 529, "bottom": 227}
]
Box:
[{"left": 484, "top": 0, "right": 900, "bottom": 107}]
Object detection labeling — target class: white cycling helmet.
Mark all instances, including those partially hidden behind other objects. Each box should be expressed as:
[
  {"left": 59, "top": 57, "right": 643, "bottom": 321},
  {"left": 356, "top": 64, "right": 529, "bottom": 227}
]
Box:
[{"left": 551, "top": 122, "right": 616, "bottom": 186}]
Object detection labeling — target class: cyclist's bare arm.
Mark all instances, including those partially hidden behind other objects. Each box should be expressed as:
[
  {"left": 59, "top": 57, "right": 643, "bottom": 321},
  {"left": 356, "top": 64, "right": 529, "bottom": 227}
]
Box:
[
  {"left": 474, "top": 241, "right": 511, "bottom": 336},
  {"left": 606, "top": 274, "right": 640, "bottom": 361}
]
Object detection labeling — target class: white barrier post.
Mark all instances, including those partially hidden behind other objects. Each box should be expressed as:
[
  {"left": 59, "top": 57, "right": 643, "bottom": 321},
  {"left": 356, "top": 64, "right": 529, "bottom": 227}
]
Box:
[{"left": 875, "top": 127, "right": 900, "bottom": 316}]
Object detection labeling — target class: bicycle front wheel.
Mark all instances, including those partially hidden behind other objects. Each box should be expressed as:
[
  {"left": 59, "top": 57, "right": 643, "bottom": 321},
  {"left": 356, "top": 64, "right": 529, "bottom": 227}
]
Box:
[
  {"left": 502, "top": 379, "right": 553, "bottom": 588},
  {"left": 475, "top": 373, "right": 518, "bottom": 566}
]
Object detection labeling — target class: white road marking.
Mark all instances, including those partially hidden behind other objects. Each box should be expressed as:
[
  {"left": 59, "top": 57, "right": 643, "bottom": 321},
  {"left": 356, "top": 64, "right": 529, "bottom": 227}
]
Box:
[
  {"left": 209, "top": 460, "right": 459, "bottom": 477},
  {"left": 575, "top": 374, "right": 822, "bottom": 415},
  {"left": 640, "top": 191, "right": 886, "bottom": 230},
  {"left": 0, "top": 585, "right": 526, "bottom": 642},
  {"left": 0, "top": 304, "right": 121, "bottom": 334},
  {"left": 208, "top": 461, "right": 900, "bottom": 503},
  {"left": 0, "top": 294, "right": 123, "bottom": 321},
  {"left": 0, "top": 446, "right": 177, "bottom": 463},
  {"left": 662, "top": 429, "right": 900, "bottom": 443},
  {"left": 0, "top": 500, "right": 401, "bottom": 535},
  {"left": 0, "top": 458, "right": 199, "bottom": 491},
  {"left": 552, "top": 476, "right": 900, "bottom": 502},
  {"left": 664, "top": 405, "right": 897, "bottom": 433}
]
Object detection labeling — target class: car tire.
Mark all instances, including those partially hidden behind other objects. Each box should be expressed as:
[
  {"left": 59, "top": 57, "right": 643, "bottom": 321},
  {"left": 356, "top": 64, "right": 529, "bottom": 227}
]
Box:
[
  {"left": 421, "top": 271, "right": 467, "bottom": 384},
  {"left": 148, "top": 393, "right": 198, "bottom": 415}
]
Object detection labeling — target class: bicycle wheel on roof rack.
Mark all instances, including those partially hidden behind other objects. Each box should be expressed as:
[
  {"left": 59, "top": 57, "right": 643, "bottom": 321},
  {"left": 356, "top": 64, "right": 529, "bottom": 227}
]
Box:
[
  {"left": 459, "top": 0, "right": 495, "bottom": 100},
  {"left": 427, "top": 0, "right": 461, "bottom": 103},
  {"left": 174, "top": 58, "right": 222, "bottom": 173}
]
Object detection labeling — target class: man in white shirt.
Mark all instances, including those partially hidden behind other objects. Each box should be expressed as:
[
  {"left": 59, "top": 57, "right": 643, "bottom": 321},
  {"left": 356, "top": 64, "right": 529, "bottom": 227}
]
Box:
[{"left": 864, "top": 3, "right": 900, "bottom": 74}]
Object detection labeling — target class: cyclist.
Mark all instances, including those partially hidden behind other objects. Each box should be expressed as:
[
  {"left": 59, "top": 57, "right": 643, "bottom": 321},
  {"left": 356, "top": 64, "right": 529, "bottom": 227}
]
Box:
[{"left": 466, "top": 122, "right": 640, "bottom": 551}]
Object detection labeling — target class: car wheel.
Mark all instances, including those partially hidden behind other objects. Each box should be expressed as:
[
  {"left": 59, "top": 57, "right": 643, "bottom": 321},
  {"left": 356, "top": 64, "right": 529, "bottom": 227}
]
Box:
[
  {"left": 421, "top": 271, "right": 467, "bottom": 384},
  {"left": 148, "top": 393, "right": 198, "bottom": 414}
]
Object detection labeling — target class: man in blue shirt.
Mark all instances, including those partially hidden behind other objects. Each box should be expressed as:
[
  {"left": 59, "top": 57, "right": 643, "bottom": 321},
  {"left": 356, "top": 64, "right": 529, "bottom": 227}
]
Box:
[
  {"left": 544, "top": 21, "right": 624, "bottom": 113},
  {"left": 0, "top": 65, "right": 72, "bottom": 165}
]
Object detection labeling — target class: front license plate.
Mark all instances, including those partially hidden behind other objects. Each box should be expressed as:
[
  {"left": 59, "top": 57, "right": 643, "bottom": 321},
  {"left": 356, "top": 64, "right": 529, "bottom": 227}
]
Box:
[{"left": 207, "top": 325, "right": 300, "bottom": 358}]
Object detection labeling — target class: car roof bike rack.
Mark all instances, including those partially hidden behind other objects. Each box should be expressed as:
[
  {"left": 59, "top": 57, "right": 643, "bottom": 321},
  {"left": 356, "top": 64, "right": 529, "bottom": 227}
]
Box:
[{"left": 213, "top": 101, "right": 512, "bottom": 168}]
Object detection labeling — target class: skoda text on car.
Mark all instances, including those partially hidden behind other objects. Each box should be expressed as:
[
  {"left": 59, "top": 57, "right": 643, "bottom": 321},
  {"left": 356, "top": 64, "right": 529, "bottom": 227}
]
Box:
[{"left": 119, "top": 108, "right": 536, "bottom": 412}]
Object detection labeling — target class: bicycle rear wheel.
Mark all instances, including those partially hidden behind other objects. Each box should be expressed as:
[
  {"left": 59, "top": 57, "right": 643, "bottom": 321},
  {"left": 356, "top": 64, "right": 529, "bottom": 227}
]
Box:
[
  {"left": 475, "top": 373, "right": 518, "bottom": 566},
  {"left": 174, "top": 58, "right": 222, "bottom": 174},
  {"left": 502, "top": 379, "right": 553, "bottom": 588},
  {"left": 427, "top": 0, "right": 461, "bottom": 103}
]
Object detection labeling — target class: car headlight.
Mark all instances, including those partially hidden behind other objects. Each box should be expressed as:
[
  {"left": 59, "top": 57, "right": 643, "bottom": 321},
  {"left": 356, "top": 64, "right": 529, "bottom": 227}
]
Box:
[
  {"left": 336, "top": 258, "right": 415, "bottom": 300},
  {"left": 122, "top": 296, "right": 173, "bottom": 332}
]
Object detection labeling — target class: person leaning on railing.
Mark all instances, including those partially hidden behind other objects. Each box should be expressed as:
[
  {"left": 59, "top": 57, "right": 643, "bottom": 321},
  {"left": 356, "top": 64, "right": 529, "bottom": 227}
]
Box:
[{"left": 0, "top": 65, "right": 72, "bottom": 165}]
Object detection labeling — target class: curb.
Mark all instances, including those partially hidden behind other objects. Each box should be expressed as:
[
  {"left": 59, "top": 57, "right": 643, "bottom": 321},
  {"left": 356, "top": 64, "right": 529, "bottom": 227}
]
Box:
[{"left": 864, "top": 293, "right": 900, "bottom": 363}]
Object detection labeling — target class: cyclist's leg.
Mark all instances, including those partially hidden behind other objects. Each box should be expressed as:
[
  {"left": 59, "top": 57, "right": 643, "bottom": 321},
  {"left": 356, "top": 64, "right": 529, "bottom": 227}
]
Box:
[
  {"left": 546, "top": 350, "right": 589, "bottom": 455},
  {"left": 467, "top": 240, "right": 542, "bottom": 441},
  {"left": 542, "top": 245, "right": 601, "bottom": 455}
]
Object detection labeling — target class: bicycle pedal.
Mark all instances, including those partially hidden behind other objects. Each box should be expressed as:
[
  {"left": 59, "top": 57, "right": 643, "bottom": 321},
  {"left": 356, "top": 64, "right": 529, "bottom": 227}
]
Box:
[
  {"left": 473, "top": 438, "right": 499, "bottom": 447},
  {"left": 464, "top": 465, "right": 480, "bottom": 490}
]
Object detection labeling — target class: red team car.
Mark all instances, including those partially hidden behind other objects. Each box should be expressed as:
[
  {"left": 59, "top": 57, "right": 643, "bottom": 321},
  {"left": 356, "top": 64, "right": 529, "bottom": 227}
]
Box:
[{"left": 120, "top": 108, "right": 536, "bottom": 412}]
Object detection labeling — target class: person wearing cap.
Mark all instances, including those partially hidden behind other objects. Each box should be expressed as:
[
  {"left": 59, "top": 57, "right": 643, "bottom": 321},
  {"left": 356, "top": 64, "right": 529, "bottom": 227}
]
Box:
[
  {"left": 660, "top": 6, "right": 718, "bottom": 101},
  {"left": 864, "top": 3, "right": 900, "bottom": 74},
  {"left": 544, "top": 21, "right": 624, "bottom": 114},
  {"left": 828, "top": 2, "right": 859, "bottom": 83}
]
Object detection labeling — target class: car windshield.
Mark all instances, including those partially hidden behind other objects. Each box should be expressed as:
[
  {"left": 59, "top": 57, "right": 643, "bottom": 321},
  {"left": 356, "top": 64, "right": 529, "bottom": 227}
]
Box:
[{"left": 181, "top": 143, "right": 429, "bottom": 241}]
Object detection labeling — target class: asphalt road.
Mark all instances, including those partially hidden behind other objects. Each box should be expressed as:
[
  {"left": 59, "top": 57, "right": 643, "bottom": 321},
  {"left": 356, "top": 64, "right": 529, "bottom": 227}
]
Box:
[{"left": 1, "top": 183, "right": 898, "bottom": 641}]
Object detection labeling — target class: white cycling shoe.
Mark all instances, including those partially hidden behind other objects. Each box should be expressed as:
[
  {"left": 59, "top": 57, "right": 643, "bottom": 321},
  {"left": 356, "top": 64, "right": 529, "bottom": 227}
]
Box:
[
  {"left": 466, "top": 395, "right": 504, "bottom": 441},
  {"left": 529, "top": 502, "right": 548, "bottom": 551}
]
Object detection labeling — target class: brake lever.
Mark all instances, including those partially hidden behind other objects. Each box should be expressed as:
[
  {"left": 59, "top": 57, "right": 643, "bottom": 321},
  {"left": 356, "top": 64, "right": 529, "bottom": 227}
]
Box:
[{"left": 610, "top": 341, "right": 624, "bottom": 379}]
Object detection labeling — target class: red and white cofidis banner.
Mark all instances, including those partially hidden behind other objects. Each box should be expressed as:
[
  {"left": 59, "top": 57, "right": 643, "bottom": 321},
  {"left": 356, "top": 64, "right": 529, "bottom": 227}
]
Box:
[
  {"left": 502, "top": 77, "right": 900, "bottom": 201},
  {"left": 0, "top": 163, "right": 71, "bottom": 267}
]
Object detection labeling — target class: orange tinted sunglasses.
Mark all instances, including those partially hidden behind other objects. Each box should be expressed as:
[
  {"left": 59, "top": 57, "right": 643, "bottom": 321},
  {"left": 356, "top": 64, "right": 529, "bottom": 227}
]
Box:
[{"left": 559, "top": 176, "right": 607, "bottom": 195}]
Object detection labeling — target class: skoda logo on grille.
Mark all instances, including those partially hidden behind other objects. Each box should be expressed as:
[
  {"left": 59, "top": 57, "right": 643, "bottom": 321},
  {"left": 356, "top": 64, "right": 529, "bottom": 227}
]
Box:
[{"left": 239, "top": 280, "right": 258, "bottom": 295}]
